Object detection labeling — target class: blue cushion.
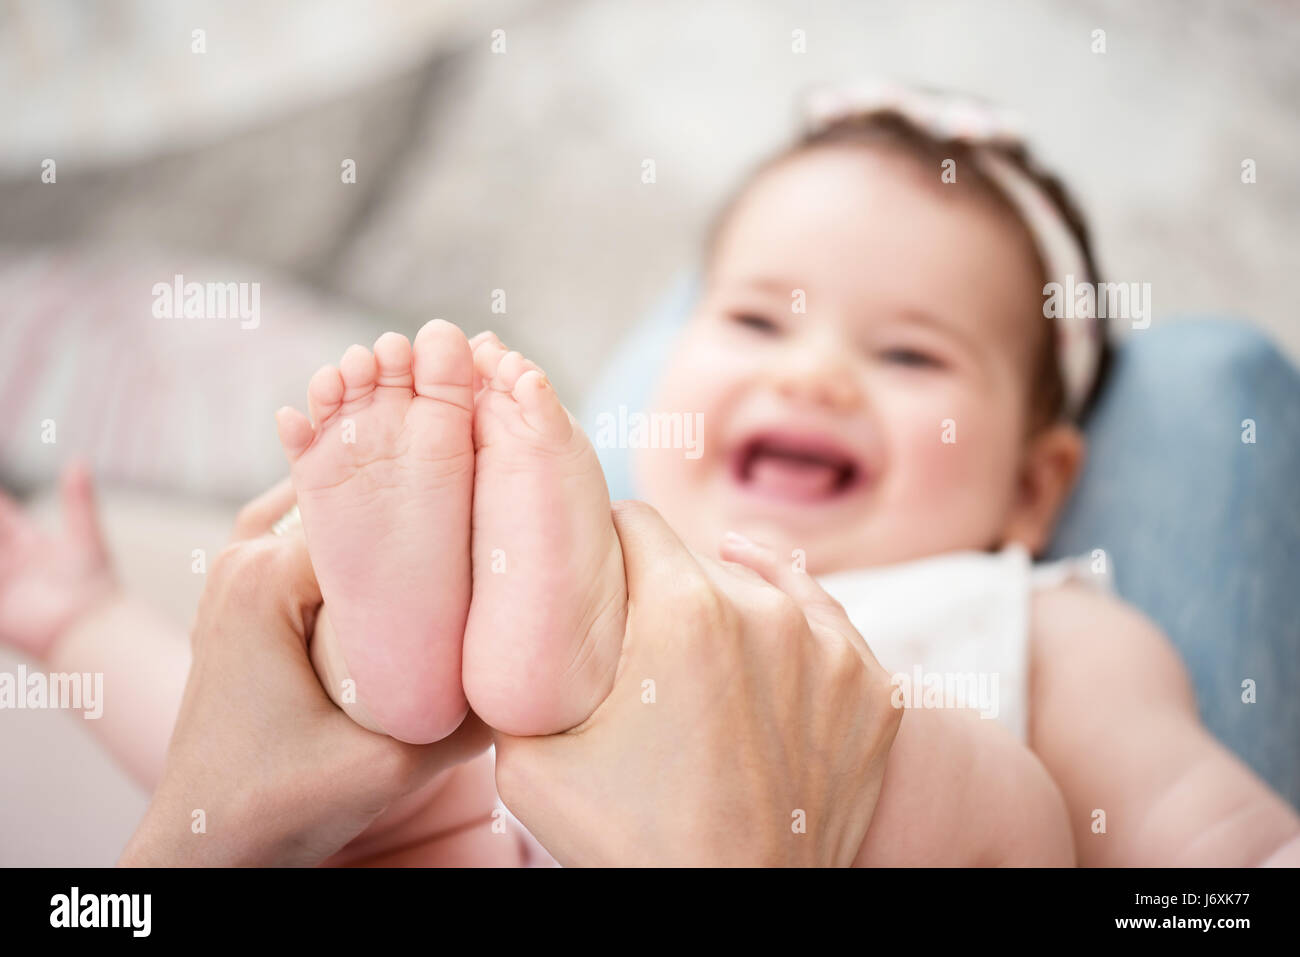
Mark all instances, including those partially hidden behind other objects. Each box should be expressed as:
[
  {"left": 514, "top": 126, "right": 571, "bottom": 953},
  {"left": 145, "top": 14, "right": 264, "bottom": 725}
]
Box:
[{"left": 1048, "top": 319, "right": 1300, "bottom": 807}]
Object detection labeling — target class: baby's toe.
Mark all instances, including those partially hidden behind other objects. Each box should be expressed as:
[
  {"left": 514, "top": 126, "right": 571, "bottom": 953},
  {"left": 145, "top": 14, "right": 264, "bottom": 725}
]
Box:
[
  {"left": 491, "top": 350, "right": 540, "bottom": 393},
  {"left": 276, "top": 406, "right": 315, "bottom": 461},
  {"left": 307, "top": 364, "right": 345, "bottom": 426},
  {"left": 373, "top": 332, "right": 414, "bottom": 389},
  {"left": 339, "top": 344, "right": 378, "bottom": 403},
  {"left": 470, "top": 332, "right": 506, "bottom": 390},
  {"left": 413, "top": 319, "right": 475, "bottom": 408},
  {"left": 513, "top": 369, "right": 573, "bottom": 440}
]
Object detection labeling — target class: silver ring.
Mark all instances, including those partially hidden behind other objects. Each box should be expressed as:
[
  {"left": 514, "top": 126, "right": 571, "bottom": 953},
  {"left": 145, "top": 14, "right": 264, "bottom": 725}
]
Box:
[{"left": 270, "top": 503, "right": 302, "bottom": 537}]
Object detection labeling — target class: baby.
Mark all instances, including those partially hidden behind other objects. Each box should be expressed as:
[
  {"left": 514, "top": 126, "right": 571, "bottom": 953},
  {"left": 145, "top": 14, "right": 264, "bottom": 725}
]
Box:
[{"left": 5, "top": 92, "right": 1298, "bottom": 866}]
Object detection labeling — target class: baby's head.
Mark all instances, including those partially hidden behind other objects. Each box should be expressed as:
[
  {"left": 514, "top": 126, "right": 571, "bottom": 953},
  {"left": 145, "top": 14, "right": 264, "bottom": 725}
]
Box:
[{"left": 636, "top": 108, "right": 1109, "bottom": 575}]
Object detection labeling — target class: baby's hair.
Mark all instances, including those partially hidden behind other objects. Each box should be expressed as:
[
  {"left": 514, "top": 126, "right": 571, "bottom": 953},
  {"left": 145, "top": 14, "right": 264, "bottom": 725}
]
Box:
[{"left": 702, "top": 109, "right": 1113, "bottom": 429}]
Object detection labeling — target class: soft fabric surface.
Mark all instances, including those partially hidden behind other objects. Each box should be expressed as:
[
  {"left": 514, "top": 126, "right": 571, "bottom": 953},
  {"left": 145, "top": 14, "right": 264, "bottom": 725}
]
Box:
[{"left": 0, "top": 247, "right": 368, "bottom": 499}]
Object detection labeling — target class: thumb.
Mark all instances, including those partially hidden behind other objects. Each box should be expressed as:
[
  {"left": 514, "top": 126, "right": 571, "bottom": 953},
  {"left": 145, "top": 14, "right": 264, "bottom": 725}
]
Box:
[{"left": 610, "top": 500, "right": 704, "bottom": 602}]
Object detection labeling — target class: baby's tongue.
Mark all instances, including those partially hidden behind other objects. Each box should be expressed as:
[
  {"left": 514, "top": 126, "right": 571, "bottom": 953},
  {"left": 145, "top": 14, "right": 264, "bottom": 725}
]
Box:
[{"left": 748, "top": 453, "right": 841, "bottom": 500}]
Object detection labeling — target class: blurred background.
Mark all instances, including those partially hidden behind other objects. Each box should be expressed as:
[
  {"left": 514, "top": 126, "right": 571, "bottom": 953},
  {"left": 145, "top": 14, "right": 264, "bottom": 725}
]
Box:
[{"left": 1, "top": 0, "right": 1297, "bottom": 864}]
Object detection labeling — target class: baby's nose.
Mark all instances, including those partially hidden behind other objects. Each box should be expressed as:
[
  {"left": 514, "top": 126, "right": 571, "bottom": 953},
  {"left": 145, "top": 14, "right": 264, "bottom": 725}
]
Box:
[{"left": 770, "top": 342, "right": 861, "bottom": 411}]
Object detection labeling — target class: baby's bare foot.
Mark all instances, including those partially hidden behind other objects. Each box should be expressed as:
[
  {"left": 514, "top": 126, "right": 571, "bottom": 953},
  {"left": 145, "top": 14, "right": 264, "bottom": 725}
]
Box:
[
  {"left": 463, "top": 336, "right": 627, "bottom": 735},
  {"left": 276, "top": 320, "right": 475, "bottom": 744}
]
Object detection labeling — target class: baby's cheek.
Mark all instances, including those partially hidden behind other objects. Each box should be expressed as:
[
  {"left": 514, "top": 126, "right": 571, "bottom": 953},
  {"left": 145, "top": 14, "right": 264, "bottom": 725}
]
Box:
[
  {"left": 653, "top": 337, "right": 726, "bottom": 415},
  {"left": 893, "top": 414, "right": 961, "bottom": 498},
  {"left": 652, "top": 341, "right": 748, "bottom": 454},
  {"left": 888, "top": 404, "right": 1012, "bottom": 534},
  {"left": 638, "top": 355, "right": 728, "bottom": 505}
]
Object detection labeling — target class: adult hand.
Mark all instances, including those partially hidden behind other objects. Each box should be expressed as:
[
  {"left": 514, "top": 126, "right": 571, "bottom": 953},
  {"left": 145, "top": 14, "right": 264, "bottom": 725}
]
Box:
[
  {"left": 119, "top": 479, "right": 489, "bottom": 867},
  {"left": 492, "top": 501, "right": 902, "bottom": 867}
]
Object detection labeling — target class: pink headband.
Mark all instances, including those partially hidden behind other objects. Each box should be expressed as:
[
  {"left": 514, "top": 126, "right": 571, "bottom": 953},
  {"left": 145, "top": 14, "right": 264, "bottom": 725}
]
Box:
[{"left": 802, "top": 81, "right": 1102, "bottom": 419}]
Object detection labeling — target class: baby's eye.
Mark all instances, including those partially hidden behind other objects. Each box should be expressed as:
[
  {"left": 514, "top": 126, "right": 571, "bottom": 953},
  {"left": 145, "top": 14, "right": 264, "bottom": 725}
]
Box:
[
  {"left": 731, "top": 313, "right": 781, "bottom": 335},
  {"left": 880, "top": 348, "right": 942, "bottom": 369}
]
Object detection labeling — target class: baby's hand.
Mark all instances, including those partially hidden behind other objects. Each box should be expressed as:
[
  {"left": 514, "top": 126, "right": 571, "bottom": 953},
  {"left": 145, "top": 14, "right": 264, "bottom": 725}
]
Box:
[{"left": 0, "top": 463, "right": 117, "bottom": 659}]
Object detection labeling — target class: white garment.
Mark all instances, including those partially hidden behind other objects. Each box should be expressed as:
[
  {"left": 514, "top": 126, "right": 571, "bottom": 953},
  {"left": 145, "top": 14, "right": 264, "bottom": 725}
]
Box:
[{"left": 818, "top": 546, "right": 1108, "bottom": 743}]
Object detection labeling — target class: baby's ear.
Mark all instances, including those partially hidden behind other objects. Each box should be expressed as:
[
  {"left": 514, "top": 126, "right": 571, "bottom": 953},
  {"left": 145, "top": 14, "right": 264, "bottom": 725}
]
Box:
[{"left": 1002, "top": 424, "right": 1086, "bottom": 556}]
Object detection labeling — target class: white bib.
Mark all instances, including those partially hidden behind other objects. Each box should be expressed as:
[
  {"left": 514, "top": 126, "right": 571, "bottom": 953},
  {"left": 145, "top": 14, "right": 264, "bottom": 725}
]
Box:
[{"left": 818, "top": 546, "right": 1108, "bottom": 743}]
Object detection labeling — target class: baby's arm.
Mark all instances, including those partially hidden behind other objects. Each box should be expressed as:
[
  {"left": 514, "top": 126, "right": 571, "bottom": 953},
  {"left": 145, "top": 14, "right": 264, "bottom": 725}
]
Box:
[
  {"left": 855, "top": 704, "right": 1075, "bottom": 866},
  {"left": 1030, "top": 583, "right": 1300, "bottom": 866},
  {"left": 47, "top": 591, "right": 190, "bottom": 789},
  {"left": 0, "top": 465, "right": 186, "bottom": 786}
]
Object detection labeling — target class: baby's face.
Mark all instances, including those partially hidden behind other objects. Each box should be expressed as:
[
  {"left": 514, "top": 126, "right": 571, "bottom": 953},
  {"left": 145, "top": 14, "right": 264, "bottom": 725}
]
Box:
[{"left": 637, "top": 146, "right": 1052, "bottom": 574}]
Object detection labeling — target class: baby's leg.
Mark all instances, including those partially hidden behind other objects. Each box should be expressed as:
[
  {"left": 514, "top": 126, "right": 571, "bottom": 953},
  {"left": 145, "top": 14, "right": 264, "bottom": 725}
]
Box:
[
  {"left": 46, "top": 594, "right": 190, "bottom": 789},
  {"left": 326, "top": 750, "right": 531, "bottom": 867},
  {"left": 462, "top": 336, "right": 627, "bottom": 736},
  {"left": 855, "top": 706, "right": 1075, "bottom": 866},
  {"left": 276, "top": 321, "right": 477, "bottom": 744}
]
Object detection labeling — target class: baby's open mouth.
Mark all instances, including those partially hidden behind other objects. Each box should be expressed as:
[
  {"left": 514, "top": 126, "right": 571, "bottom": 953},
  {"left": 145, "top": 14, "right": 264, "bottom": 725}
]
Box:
[{"left": 732, "top": 432, "right": 864, "bottom": 503}]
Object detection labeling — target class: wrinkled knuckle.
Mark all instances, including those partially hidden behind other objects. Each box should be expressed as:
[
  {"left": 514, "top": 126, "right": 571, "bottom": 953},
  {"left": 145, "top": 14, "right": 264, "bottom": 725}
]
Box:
[
  {"left": 872, "top": 660, "right": 901, "bottom": 698},
  {"left": 820, "top": 592, "right": 850, "bottom": 622},
  {"left": 773, "top": 592, "right": 808, "bottom": 633},
  {"left": 857, "top": 655, "right": 890, "bottom": 693},
  {"left": 264, "top": 539, "right": 301, "bottom": 578},
  {"left": 211, "top": 541, "right": 250, "bottom": 583},
  {"left": 712, "top": 591, "right": 743, "bottom": 635},
  {"left": 743, "top": 583, "right": 800, "bottom": 632},
  {"left": 211, "top": 539, "right": 278, "bottom": 598},
  {"left": 871, "top": 669, "right": 906, "bottom": 730},
  {"left": 824, "top": 635, "right": 864, "bottom": 683},
  {"left": 681, "top": 571, "right": 725, "bottom": 621},
  {"left": 886, "top": 693, "right": 906, "bottom": 732},
  {"left": 246, "top": 538, "right": 282, "bottom": 572}
]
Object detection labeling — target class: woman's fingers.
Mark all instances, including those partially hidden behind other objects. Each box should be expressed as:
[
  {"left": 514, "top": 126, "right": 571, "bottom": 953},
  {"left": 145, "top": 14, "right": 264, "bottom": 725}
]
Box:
[
  {"left": 611, "top": 500, "right": 706, "bottom": 601},
  {"left": 231, "top": 476, "right": 297, "bottom": 541},
  {"left": 718, "top": 531, "right": 882, "bottom": 669}
]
